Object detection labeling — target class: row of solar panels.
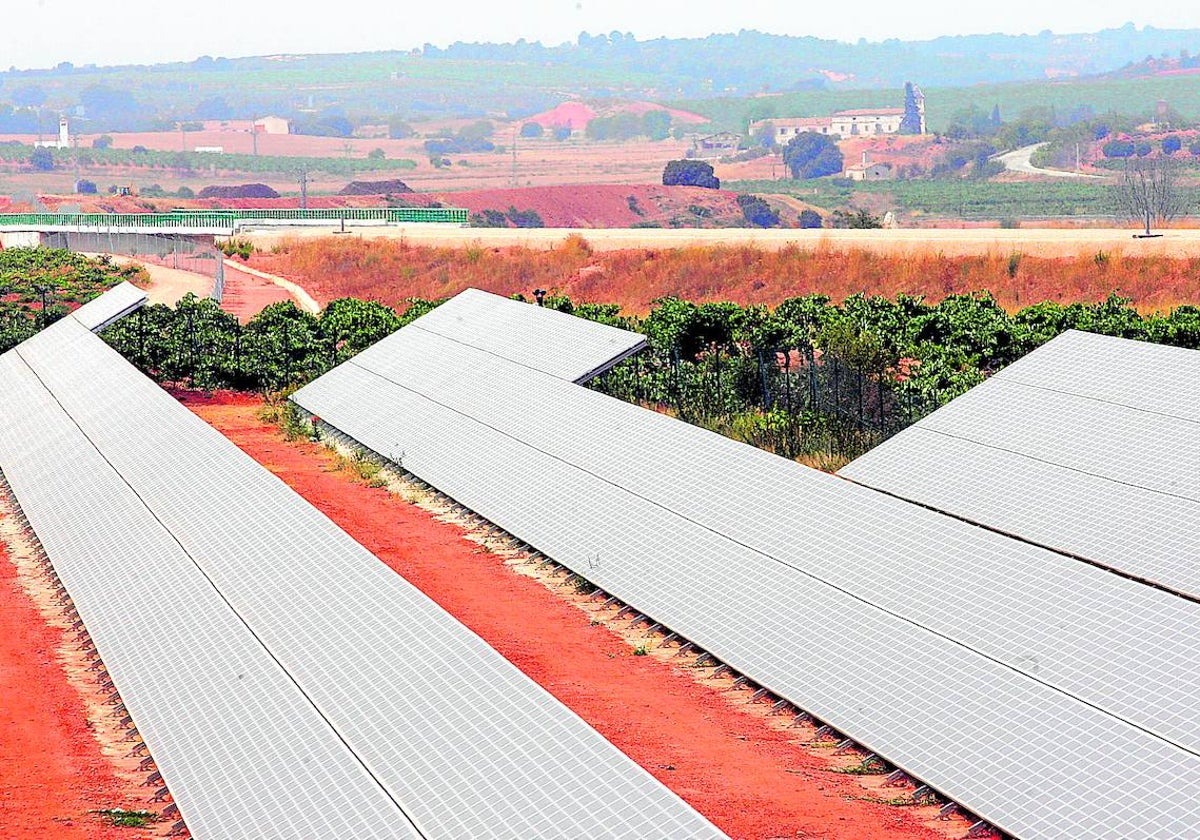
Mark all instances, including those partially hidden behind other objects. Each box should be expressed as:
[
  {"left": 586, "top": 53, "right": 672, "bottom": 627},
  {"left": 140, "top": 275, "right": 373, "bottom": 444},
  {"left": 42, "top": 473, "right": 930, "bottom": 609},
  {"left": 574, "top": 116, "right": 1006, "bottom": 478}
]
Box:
[
  {"left": 294, "top": 291, "right": 1200, "bottom": 840},
  {"left": 0, "top": 287, "right": 724, "bottom": 839}
]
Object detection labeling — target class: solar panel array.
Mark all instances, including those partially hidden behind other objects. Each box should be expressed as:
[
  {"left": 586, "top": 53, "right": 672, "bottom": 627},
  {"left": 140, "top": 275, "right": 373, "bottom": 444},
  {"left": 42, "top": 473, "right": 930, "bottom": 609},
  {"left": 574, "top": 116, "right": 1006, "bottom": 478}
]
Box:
[
  {"left": 841, "top": 329, "right": 1200, "bottom": 600},
  {"left": 407, "top": 287, "right": 647, "bottom": 382},
  {"left": 0, "top": 294, "right": 725, "bottom": 839},
  {"left": 70, "top": 281, "right": 149, "bottom": 332},
  {"left": 1, "top": 318, "right": 418, "bottom": 840},
  {"left": 295, "top": 316, "right": 1200, "bottom": 840}
]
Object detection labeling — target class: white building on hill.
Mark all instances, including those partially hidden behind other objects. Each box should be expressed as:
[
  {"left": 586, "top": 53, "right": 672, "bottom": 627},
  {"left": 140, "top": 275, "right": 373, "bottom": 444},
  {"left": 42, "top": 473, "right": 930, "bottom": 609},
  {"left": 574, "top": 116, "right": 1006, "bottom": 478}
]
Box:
[{"left": 751, "top": 85, "right": 925, "bottom": 141}]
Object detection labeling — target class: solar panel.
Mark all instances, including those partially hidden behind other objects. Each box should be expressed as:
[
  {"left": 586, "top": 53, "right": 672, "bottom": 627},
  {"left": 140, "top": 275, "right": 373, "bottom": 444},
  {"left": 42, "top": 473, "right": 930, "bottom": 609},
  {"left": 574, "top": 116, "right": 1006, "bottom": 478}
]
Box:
[
  {"left": 841, "top": 329, "right": 1200, "bottom": 600},
  {"left": 0, "top": 336, "right": 419, "bottom": 839},
  {"left": 10, "top": 318, "right": 724, "bottom": 839},
  {"left": 294, "top": 323, "right": 1200, "bottom": 840},
  {"left": 403, "top": 287, "right": 647, "bottom": 382},
  {"left": 70, "top": 281, "right": 149, "bottom": 332}
]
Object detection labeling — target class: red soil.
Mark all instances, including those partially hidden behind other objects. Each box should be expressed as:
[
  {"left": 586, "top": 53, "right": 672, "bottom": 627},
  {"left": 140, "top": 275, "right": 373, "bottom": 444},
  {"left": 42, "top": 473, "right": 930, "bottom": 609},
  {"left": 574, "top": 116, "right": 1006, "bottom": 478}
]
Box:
[
  {"left": 219, "top": 262, "right": 293, "bottom": 322},
  {"left": 0, "top": 526, "right": 147, "bottom": 839},
  {"left": 429, "top": 184, "right": 745, "bottom": 228},
  {"left": 181, "top": 390, "right": 946, "bottom": 840}
]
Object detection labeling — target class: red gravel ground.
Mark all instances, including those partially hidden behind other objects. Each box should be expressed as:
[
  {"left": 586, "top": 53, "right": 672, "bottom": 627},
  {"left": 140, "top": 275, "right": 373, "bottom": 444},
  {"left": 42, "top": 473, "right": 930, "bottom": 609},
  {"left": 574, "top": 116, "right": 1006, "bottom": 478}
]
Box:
[
  {"left": 219, "top": 262, "right": 293, "bottom": 322},
  {"left": 183, "top": 390, "right": 949, "bottom": 840},
  {"left": 0, "top": 523, "right": 150, "bottom": 839}
]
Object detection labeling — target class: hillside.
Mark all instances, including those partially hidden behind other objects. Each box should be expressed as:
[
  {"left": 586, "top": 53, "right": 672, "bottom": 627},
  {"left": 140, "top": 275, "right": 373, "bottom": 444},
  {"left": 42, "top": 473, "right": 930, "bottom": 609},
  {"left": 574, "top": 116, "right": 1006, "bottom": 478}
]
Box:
[{"left": 2, "top": 25, "right": 1200, "bottom": 135}]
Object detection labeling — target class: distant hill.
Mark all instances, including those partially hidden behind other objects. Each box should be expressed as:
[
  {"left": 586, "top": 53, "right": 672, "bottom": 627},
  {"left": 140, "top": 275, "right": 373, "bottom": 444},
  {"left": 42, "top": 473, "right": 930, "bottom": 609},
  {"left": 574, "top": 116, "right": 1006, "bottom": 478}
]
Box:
[{"left": 1, "top": 25, "right": 1198, "bottom": 134}]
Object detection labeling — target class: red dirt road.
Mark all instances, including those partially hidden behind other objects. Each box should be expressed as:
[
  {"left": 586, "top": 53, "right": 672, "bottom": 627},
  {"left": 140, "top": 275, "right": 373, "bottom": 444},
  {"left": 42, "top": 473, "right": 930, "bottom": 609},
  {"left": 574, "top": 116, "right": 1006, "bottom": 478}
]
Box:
[
  {"left": 220, "top": 262, "right": 294, "bottom": 322},
  {"left": 183, "top": 391, "right": 947, "bottom": 840},
  {"left": 0, "top": 526, "right": 149, "bottom": 839}
]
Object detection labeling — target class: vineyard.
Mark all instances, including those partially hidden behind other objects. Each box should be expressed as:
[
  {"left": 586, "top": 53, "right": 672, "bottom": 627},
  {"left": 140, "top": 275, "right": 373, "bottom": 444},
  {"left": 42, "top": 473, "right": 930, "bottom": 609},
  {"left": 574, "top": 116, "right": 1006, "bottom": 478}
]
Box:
[
  {"left": 0, "top": 143, "right": 417, "bottom": 176},
  {"left": 728, "top": 179, "right": 1119, "bottom": 220},
  {"left": 0, "top": 248, "right": 145, "bottom": 351}
]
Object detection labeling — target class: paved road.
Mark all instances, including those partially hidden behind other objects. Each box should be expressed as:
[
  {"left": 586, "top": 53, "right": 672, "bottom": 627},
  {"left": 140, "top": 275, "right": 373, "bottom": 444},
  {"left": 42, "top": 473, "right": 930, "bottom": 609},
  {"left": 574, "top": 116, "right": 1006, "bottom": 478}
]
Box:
[{"left": 996, "top": 144, "right": 1103, "bottom": 179}]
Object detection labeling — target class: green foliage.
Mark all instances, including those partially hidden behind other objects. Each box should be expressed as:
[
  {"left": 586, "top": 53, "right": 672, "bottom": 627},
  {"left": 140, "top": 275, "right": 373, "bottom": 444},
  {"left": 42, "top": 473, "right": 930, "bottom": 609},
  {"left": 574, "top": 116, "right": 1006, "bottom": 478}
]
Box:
[
  {"left": 830, "top": 208, "right": 883, "bottom": 229},
  {"left": 29, "top": 146, "right": 54, "bottom": 170},
  {"left": 726, "top": 178, "right": 1118, "bottom": 220},
  {"left": 1103, "top": 138, "right": 1136, "bottom": 158},
  {"left": 0, "top": 249, "right": 144, "bottom": 353},
  {"left": 798, "top": 208, "right": 823, "bottom": 228},
  {"left": 103, "top": 295, "right": 442, "bottom": 392},
  {"left": 662, "top": 159, "right": 719, "bottom": 189},
  {"left": 520, "top": 122, "right": 545, "bottom": 139},
  {"left": 0, "top": 142, "right": 416, "bottom": 176},
  {"left": 736, "top": 194, "right": 780, "bottom": 228},
  {"left": 642, "top": 109, "right": 672, "bottom": 141},
  {"left": 93, "top": 808, "right": 157, "bottom": 828},
  {"left": 783, "top": 132, "right": 843, "bottom": 179},
  {"left": 584, "top": 110, "right": 672, "bottom": 142},
  {"left": 387, "top": 116, "right": 415, "bottom": 139},
  {"left": 92, "top": 282, "right": 1200, "bottom": 465}
]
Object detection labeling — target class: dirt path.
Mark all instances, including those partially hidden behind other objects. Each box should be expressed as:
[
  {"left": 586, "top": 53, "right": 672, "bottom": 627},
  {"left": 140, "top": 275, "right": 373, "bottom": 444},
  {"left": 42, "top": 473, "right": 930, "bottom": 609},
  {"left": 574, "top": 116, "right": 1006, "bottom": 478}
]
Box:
[
  {"left": 91, "top": 256, "right": 213, "bottom": 307},
  {"left": 183, "top": 391, "right": 959, "bottom": 840},
  {"left": 219, "top": 261, "right": 318, "bottom": 322},
  {"left": 223, "top": 260, "right": 320, "bottom": 313},
  {"left": 0, "top": 512, "right": 155, "bottom": 840}
]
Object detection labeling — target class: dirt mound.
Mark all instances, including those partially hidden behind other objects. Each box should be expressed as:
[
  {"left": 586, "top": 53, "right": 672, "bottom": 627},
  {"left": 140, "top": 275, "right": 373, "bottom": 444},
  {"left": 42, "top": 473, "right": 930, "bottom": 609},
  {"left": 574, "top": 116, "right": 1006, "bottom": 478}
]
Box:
[
  {"left": 431, "top": 184, "right": 744, "bottom": 228},
  {"left": 339, "top": 179, "right": 414, "bottom": 195},
  {"left": 197, "top": 183, "right": 280, "bottom": 200}
]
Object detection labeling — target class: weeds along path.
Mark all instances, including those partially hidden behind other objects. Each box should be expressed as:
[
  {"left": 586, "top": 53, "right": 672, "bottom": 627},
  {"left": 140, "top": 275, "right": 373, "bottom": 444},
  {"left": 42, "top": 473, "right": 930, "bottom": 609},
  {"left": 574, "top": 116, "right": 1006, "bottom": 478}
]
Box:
[
  {"left": 0, "top": 509, "right": 156, "bottom": 839},
  {"left": 182, "top": 390, "right": 958, "bottom": 840}
]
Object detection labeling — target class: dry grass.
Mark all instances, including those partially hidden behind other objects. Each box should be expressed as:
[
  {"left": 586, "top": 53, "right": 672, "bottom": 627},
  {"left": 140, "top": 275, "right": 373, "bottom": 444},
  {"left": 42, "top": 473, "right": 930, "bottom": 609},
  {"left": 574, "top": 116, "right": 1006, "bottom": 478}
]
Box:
[{"left": 255, "top": 235, "right": 1200, "bottom": 314}]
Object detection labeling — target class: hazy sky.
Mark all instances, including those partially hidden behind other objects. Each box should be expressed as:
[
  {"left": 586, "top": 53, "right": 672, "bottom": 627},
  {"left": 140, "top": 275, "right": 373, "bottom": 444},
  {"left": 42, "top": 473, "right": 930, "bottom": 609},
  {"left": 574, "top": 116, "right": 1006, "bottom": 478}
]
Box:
[{"left": 6, "top": 0, "right": 1200, "bottom": 69}]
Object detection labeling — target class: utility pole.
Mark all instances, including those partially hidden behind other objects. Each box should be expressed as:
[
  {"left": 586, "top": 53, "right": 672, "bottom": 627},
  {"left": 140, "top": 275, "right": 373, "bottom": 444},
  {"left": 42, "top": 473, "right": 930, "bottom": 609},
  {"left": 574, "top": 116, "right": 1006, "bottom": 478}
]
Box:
[
  {"left": 35, "top": 285, "right": 53, "bottom": 328},
  {"left": 252, "top": 129, "right": 258, "bottom": 157},
  {"left": 298, "top": 167, "right": 308, "bottom": 210},
  {"left": 511, "top": 126, "right": 518, "bottom": 187}
]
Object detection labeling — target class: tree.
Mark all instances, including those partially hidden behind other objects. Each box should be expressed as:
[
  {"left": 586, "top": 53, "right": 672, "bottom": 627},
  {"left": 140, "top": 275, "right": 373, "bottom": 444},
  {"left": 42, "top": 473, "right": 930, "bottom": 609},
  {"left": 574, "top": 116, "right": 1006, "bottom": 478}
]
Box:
[
  {"left": 1116, "top": 158, "right": 1187, "bottom": 237},
  {"left": 736, "top": 194, "right": 779, "bottom": 228},
  {"left": 641, "top": 110, "right": 672, "bottom": 141},
  {"left": 662, "top": 159, "right": 719, "bottom": 189},
  {"left": 29, "top": 147, "right": 54, "bottom": 171},
  {"left": 900, "top": 82, "right": 923, "bottom": 134},
  {"left": 1163, "top": 135, "right": 1182, "bottom": 155},
  {"left": 1102, "top": 139, "right": 1135, "bottom": 158},
  {"left": 783, "top": 132, "right": 843, "bottom": 179},
  {"left": 92, "top": 134, "right": 113, "bottom": 149},
  {"left": 367, "top": 148, "right": 386, "bottom": 160},
  {"left": 75, "top": 179, "right": 97, "bottom": 194},
  {"left": 798, "top": 209, "right": 823, "bottom": 229},
  {"left": 387, "top": 116, "right": 414, "bottom": 139},
  {"left": 520, "top": 122, "right": 544, "bottom": 139}
]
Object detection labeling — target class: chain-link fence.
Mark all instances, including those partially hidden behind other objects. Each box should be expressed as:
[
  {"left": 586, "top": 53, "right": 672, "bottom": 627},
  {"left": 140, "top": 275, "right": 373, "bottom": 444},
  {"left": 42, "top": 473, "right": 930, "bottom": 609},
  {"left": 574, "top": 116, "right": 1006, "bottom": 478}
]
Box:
[{"left": 42, "top": 232, "right": 225, "bottom": 302}]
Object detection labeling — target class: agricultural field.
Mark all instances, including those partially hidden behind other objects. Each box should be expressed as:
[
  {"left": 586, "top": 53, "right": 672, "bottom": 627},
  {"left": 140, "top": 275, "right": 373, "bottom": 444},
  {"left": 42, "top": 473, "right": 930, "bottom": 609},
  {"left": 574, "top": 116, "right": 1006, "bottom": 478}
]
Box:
[
  {"left": 0, "top": 248, "right": 145, "bottom": 351},
  {"left": 725, "top": 178, "right": 1122, "bottom": 223}
]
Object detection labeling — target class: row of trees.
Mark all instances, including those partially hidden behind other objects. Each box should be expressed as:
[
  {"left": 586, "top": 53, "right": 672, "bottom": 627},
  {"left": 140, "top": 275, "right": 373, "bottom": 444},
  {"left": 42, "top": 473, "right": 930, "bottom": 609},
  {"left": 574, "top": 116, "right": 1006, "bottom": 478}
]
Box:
[{"left": 98, "top": 288, "right": 1200, "bottom": 464}]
